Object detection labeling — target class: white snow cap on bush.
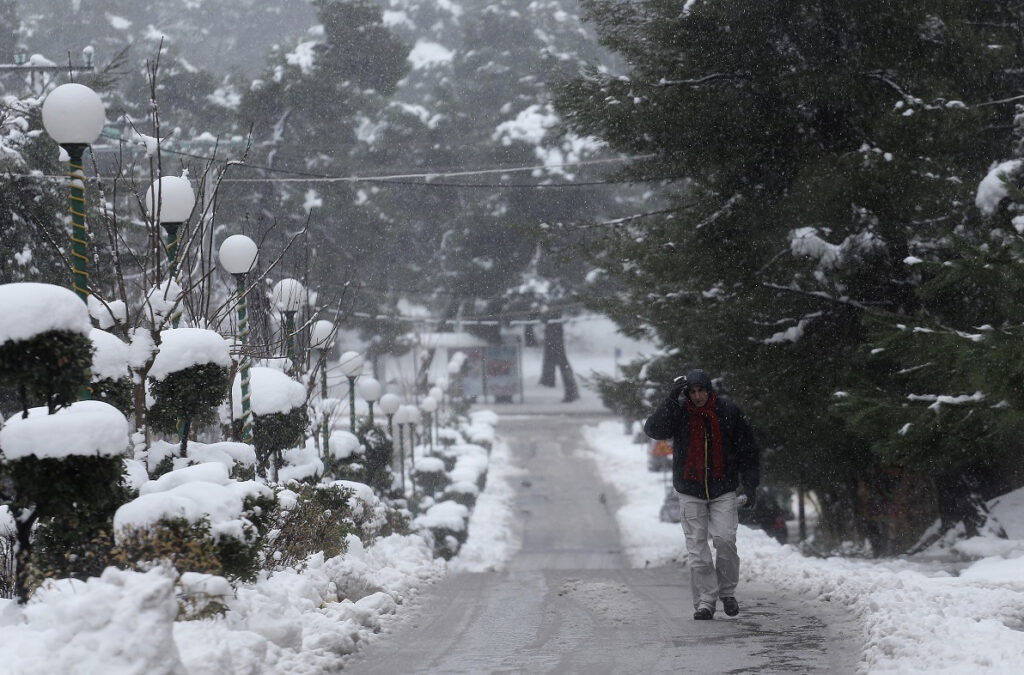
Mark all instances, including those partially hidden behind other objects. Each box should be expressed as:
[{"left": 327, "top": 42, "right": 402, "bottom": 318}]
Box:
[
  {"left": 415, "top": 456, "right": 446, "bottom": 473},
  {"left": 0, "top": 400, "right": 129, "bottom": 460},
  {"left": 232, "top": 366, "right": 306, "bottom": 416},
  {"left": 89, "top": 328, "right": 130, "bottom": 382},
  {"left": 143, "top": 279, "right": 184, "bottom": 324},
  {"left": 114, "top": 462, "right": 273, "bottom": 539},
  {"left": 977, "top": 159, "right": 1022, "bottom": 215},
  {"left": 414, "top": 500, "right": 469, "bottom": 532},
  {"left": 148, "top": 327, "right": 232, "bottom": 381},
  {"left": 0, "top": 282, "right": 91, "bottom": 346},
  {"left": 329, "top": 430, "right": 363, "bottom": 460}
]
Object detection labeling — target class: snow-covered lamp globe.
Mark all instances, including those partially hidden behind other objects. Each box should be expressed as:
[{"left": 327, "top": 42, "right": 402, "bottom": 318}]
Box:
[
  {"left": 310, "top": 319, "right": 335, "bottom": 350},
  {"left": 309, "top": 318, "right": 336, "bottom": 456},
  {"left": 420, "top": 395, "right": 438, "bottom": 452},
  {"left": 379, "top": 392, "right": 401, "bottom": 437},
  {"left": 217, "top": 234, "right": 259, "bottom": 443},
  {"left": 144, "top": 175, "right": 196, "bottom": 325},
  {"left": 357, "top": 376, "right": 382, "bottom": 427},
  {"left": 338, "top": 350, "right": 364, "bottom": 378},
  {"left": 271, "top": 278, "right": 305, "bottom": 376},
  {"left": 271, "top": 278, "right": 305, "bottom": 314},
  {"left": 144, "top": 175, "right": 195, "bottom": 226},
  {"left": 42, "top": 83, "right": 106, "bottom": 304},
  {"left": 41, "top": 83, "right": 106, "bottom": 146},
  {"left": 338, "top": 350, "right": 365, "bottom": 431},
  {"left": 218, "top": 234, "right": 258, "bottom": 275}
]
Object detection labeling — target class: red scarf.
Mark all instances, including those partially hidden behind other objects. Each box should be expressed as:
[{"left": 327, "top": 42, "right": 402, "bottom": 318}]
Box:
[{"left": 684, "top": 393, "right": 724, "bottom": 481}]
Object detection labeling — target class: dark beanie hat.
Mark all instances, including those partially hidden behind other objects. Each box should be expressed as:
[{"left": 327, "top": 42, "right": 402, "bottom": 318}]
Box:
[{"left": 685, "top": 368, "right": 713, "bottom": 392}]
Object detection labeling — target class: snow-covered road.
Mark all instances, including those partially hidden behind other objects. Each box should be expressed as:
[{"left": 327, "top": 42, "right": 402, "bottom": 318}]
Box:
[{"left": 342, "top": 413, "right": 860, "bottom": 673}]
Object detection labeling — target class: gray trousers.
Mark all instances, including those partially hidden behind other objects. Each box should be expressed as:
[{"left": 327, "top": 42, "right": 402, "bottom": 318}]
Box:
[{"left": 677, "top": 490, "right": 739, "bottom": 609}]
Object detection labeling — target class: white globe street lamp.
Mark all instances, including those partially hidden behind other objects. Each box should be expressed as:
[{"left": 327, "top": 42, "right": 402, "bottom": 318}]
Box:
[
  {"left": 309, "top": 318, "right": 336, "bottom": 464},
  {"left": 271, "top": 278, "right": 305, "bottom": 375},
  {"left": 357, "top": 376, "right": 382, "bottom": 427},
  {"left": 145, "top": 176, "right": 195, "bottom": 275},
  {"left": 378, "top": 392, "right": 402, "bottom": 482},
  {"left": 218, "top": 234, "right": 259, "bottom": 443},
  {"left": 144, "top": 175, "right": 195, "bottom": 327},
  {"left": 42, "top": 83, "right": 106, "bottom": 304},
  {"left": 420, "top": 395, "right": 438, "bottom": 453},
  {"left": 339, "top": 350, "right": 365, "bottom": 431},
  {"left": 392, "top": 402, "right": 413, "bottom": 493}
]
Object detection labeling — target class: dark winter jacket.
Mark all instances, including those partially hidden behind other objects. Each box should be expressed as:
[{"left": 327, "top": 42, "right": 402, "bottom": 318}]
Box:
[{"left": 644, "top": 393, "right": 760, "bottom": 500}]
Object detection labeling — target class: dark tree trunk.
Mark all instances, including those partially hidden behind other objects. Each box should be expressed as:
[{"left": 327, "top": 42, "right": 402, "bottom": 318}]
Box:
[
  {"left": 524, "top": 323, "right": 538, "bottom": 347},
  {"left": 14, "top": 511, "right": 37, "bottom": 603},
  {"left": 908, "top": 468, "right": 1007, "bottom": 554},
  {"left": 416, "top": 297, "right": 462, "bottom": 394},
  {"left": 539, "top": 319, "right": 579, "bottom": 402},
  {"left": 539, "top": 320, "right": 556, "bottom": 388}
]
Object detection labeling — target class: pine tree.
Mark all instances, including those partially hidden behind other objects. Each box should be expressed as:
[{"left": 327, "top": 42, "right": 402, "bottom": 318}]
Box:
[{"left": 555, "top": 0, "right": 1024, "bottom": 547}]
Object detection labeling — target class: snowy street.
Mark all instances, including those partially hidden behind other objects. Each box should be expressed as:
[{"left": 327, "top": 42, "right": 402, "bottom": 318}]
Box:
[{"left": 343, "top": 413, "right": 859, "bottom": 673}]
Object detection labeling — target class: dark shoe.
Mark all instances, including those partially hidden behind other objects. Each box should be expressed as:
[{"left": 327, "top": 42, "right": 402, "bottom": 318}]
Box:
[
  {"left": 722, "top": 597, "right": 739, "bottom": 616},
  {"left": 693, "top": 606, "right": 714, "bottom": 620}
]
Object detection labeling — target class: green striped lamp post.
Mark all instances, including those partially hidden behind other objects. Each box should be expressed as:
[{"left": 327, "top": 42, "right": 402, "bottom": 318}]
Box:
[
  {"left": 41, "top": 83, "right": 106, "bottom": 305},
  {"left": 144, "top": 175, "right": 195, "bottom": 328},
  {"left": 218, "top": 234, "right": 259, "bottom": 444},
  {"left": 309, "top": 319, "right": 336, "bottom": 467},
  {"left": 272, "top": 278, "right": 305, "bottom": 376}
]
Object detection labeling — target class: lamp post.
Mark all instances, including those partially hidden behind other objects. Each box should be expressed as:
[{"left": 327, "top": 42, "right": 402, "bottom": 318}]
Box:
[
  {"left": 419, "top": 395, "right": 437, "bottom": 454},
  {"left": 218, "top": 234, "right": 258, "bottom": 444},
  {"left": 357, "top": 376, "right": 382, "bottom": 427},
  {"left": 338, "top": 350, "right": 364, "bottom": 432},
  {"left": 310, "top": 319, "right": 335, "bottom": 465},
  {"left": 272, "top": 278, "right": 304, "bottom": 376},
  {"left": 41, "top": 83, "right": 106, "bottom": 304},
  {"left": 144, "top": 175, "right": 195, "bottom": 328},
  {"left": 392, "top": 403, "right": 411, "bottom": 493},
  {"left": 402, "top": 404, "right": 422, "bottom": 477},
  {"left": 378, "top": 392, "right": 401, "bottom": 489}
]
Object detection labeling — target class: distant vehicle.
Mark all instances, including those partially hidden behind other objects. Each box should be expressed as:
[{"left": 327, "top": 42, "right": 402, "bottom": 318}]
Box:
[{"left": 648, "top": 438, "right": 672, "bottom": 472}]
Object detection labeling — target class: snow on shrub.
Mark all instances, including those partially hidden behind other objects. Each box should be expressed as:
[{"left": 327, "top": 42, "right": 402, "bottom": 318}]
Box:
[
  {"left": 88, "top": 328, "right": 133, "bottom": 415},
  {"left": 232, "top": 366, "right": 307, "bottom": 479},
  {"left": 413, "top": 499, "right": 470, "bottom": 559},
  {"left": 0, "top": 401, "right": 129, "bottom": 459},
  {"left": 412, "top": 455, "right": 450, "bottom": 495},
  {"left": 114, "top": 463, "right": 275, "bottom": 581},
  {"left": 147, "top": 328, "right": 233, "bottom": 456},
  {"left": 0, "top": 283, "right": 91, "bottom": 346}
]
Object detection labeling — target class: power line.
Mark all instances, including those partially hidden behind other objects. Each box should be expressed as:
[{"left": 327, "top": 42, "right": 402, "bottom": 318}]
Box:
[{"left": 88, "top": 127, "right": 658, "bottom": 186}]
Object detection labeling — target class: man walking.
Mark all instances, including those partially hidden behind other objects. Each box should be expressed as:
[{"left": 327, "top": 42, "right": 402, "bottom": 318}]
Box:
[{"left": 644, "top": 368, "right": 760, "bottom": 620}]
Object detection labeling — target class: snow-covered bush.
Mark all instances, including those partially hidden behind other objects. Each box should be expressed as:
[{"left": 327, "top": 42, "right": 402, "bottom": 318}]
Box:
[
  {"left": 412, "top": 455, "right": 450, "bottom": 496},
  {"left": 0, "top": 285, "right": 133, "bottom": 601},
  {"left": 0, "top": 283, "right": 94, "bottom": 414},
  {"left": 113, "top": 463, "right": 276, "bottom": 582},
  {"left": 413, "top": 499, "right": 470, "bottom": 560},
  {"left": 233, "top": 367, "right": 307, "bottom": 480},
  {"left": 262, "top": 483, "right": 359, "bottom": 570},
  {"left": 1, "top": 401, "right": 131, "bottom": 600},
  {"left": 88, "top": 328, "right": 133, "bottom": 416},
  {"left": 354, "top": 420, "right": 393, "bottom": 493},
  {"left": 147, "top": 328, "right": 232, "bottom": 457}
]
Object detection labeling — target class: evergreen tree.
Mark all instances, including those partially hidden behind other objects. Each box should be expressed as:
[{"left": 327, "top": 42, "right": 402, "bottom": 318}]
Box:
[{"left": 555, "top": 0, "right": 1024, "bottom": 547}]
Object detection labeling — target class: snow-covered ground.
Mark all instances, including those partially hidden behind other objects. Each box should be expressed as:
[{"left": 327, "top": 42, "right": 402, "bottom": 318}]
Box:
[
  {"left": 3, "top": 316, "right": 1022, "bottom": 673},
  {"left": 579, "top": 420, "right": 1024, "bottom": 674}
]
